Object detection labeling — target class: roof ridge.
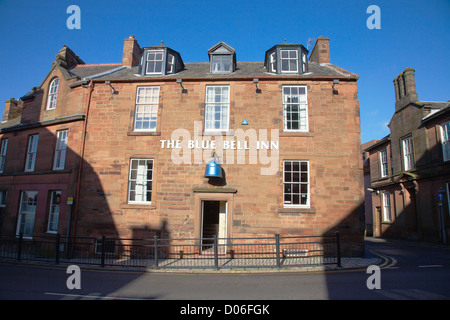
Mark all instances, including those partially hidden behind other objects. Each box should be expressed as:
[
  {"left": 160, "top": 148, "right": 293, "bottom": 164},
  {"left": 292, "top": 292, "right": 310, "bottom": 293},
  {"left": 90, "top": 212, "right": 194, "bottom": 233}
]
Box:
[{"left": 73, "top": 63, "right": 122, "bottom": 68}]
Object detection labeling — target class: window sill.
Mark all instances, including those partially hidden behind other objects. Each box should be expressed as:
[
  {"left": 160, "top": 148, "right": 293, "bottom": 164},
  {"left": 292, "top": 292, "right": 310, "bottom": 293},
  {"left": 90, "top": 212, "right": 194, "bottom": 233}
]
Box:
[
  {"left": 127, "top": 131, "right": 161, "bottom": 136},
  {"left": 193, "top": 187, "right": 237, "bottom": 193},
  {"left": 279, "top": 131, "right": 313, "bottom": 137},
  {"left": 0, "top": 169, "right": 72, "bottom": 176},
  {"left": 278, "top": 207, "right": 315, "bottom": 215},
  {"left": 121, "top": 203, "right": 157, "bottom": 210},
  {"left": 202, "top": 130, "right": 234, "bottom": 136}
]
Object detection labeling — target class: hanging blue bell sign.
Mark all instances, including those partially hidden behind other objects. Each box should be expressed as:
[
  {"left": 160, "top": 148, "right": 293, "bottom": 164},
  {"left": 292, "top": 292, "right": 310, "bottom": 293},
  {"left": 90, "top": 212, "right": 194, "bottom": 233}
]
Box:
[{"left": 204, "top": 152, "right": 223, "bottom": 178}]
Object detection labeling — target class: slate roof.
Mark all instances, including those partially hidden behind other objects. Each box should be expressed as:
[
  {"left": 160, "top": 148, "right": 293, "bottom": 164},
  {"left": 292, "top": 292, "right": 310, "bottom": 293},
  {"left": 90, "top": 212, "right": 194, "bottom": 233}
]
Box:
[
  {"left": 364, "top": 134, "right": 391, "bottom": 152},
  {"left": 68, "top": 64, "right": 123, "bottom": 79},
  {"left": 17, "top": 59, "right": 358, "bottom": 103},
  {"left": 0, "top": 117, "right": 21, "bottom": 130},
  {"left": 86, "top": 61, "right": 358, "bottom": 81},
  {"left": 421, "top": 101, "right": 450, "bottom": 123}
]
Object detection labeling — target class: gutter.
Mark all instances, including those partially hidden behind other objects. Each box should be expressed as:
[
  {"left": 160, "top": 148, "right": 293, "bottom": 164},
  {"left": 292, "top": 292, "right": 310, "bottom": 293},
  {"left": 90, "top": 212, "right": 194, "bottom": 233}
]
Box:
[
  {"left": 69, "top": 66, "right": 127, "bottom": 88},
  {"left": 0, "top": 114, "right": 85, "bottom": 133}
]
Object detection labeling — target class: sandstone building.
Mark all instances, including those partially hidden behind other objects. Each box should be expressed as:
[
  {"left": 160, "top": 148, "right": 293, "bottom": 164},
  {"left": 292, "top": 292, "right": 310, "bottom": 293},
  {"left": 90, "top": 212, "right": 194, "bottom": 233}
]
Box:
[
  {"left": 365, "top": 68, "right": 450, "bottom": 242},
  {"left": 0, "top": 36, "right": 364, "bottom": 256}
]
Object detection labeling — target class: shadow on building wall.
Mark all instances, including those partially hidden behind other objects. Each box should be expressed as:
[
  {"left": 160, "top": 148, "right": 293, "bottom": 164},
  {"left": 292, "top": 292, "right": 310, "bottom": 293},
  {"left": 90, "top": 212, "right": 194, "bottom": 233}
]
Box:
[
  {"left": 370, "top": 142, "right": 450, "bottom": 243},
  {"left": 322, "top": 201, "right": 366, "bottom": 257},
  {"left": 0, "top": 124, "right": 170, "bottom": 299}
]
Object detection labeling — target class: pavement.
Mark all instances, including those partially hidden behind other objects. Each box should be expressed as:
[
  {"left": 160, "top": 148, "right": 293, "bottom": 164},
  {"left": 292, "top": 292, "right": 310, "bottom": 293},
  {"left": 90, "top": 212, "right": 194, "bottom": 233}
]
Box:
[
  {"left": 4, "top": 236, "right": 450, "bottom": 275},
  {"left": 1, "top": 238, "right": 400, "bottom": 274},
  {"left": 136, "top": 238, "right": 390, "bottom": 273},
  {"left": 0, "top": 251, "right": 386, "bottom": 274},
  {"left": 162, "top": 247, "right": 386, "bottom": 274}
]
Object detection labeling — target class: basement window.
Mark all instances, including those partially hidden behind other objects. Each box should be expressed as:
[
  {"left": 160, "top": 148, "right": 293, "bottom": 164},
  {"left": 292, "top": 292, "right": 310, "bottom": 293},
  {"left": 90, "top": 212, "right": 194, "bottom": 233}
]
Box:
[{"left": 95, "top": 238, "right": 116, "bottom": 255}]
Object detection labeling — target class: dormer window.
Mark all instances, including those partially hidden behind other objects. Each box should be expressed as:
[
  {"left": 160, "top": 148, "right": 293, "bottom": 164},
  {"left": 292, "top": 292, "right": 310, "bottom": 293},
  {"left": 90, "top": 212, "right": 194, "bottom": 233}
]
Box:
[
  {"left": 212, "top": 55, "right": 232, "bottom": 73},
  {"left": 208, "top": 41, "right": 236, "bottom": 74},
  {"left": 280, "top": 50, "right": 298, "bottom": 73},
  {"left": 139, "top": 44, "right": 184, "bottom": 76},
  {"left": 167, "top": 54, "right": 175, "bottom": 74},
  {"left": 265, "top": 43, "right": 309, "bottom": 75},
  {"left": 302, "top": 52, "right": 307, "bottom": 73},
  {"left": 269, "top": 52, "right": 276, "bottom": 73},
  {"left": 146, "top": 50, "right": 164, "bottom": 74}
]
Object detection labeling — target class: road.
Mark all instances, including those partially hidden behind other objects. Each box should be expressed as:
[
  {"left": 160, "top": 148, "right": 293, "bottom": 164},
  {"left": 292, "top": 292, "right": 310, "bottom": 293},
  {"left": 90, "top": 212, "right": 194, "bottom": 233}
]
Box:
[{"left": 0, "top": 238, "right": 449, "bottom": 305}]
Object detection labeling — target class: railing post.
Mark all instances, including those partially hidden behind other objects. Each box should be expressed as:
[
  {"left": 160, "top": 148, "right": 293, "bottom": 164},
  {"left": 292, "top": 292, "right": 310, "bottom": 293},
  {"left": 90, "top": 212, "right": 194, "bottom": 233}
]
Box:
[
  {"left": 154, "top": 236, "right": 159, "bottom": 269},
  {"left": 100, "top": 235, "right": 105, "bottom": 267},
  {"left": 336, "top": 231, "right": 341, "bottom": 268},
  {"left": 17, "top": 233, "right": 23, "bottom": 261},
  {"left": 228, "top": 237, "right": 234, "bottom": 259},
  {"left": 213, "top": 235, "right": 219, "bottom": 270},
  {"left": 55, "top": 233, "right": 60, "bottom": 264},
  {"left": 275, "top": 234, "right": 281, "bottom": 269}
]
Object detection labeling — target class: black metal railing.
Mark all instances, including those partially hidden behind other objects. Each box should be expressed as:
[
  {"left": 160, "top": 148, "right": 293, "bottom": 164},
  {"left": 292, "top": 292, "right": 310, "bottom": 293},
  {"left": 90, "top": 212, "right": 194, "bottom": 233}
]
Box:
[{"left": 0, "top": 232, "right": 341, "bottom": 270}]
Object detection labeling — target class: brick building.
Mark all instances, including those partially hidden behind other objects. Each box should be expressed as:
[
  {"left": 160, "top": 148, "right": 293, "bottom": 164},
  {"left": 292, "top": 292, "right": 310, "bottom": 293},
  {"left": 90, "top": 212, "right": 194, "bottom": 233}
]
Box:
[
  {"left": 365, "top": 67, "right": 450, "bottom": 242},
  {"left": 0, "top": 36, "right": 365, "bottom": 256}
]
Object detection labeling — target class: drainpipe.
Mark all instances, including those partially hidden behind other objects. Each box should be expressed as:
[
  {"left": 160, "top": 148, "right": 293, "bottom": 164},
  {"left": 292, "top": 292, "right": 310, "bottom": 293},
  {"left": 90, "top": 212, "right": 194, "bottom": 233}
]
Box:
[{"left": 70, "top": 80, "right": 94, "bottom": 238}]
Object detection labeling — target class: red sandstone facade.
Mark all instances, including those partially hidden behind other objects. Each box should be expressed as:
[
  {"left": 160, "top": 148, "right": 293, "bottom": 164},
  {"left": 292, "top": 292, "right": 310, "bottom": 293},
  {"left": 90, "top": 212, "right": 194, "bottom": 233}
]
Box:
[
  {"left": 0, "top": 46, "right": 87, "bottom": 237},
  {"left": 0, "top": 36, "right": 365, "bottom": 256}
]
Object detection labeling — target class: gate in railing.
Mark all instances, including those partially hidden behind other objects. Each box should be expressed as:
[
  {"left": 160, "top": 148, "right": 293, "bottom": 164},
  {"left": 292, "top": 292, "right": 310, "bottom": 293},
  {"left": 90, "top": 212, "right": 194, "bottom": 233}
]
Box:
[{"left": 0, "top": 232, "right": 341, "bottom": 269}]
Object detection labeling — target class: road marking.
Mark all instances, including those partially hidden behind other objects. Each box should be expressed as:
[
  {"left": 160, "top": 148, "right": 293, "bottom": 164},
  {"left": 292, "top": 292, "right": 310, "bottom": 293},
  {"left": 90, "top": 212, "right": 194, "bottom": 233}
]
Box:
[
  {"left": 45, "top": 292, "right": 153, "bottom": 300},
  {"left": 370, "top": 251, "right": 397, "bottom": 269},
  {"left": 417, "top": 265, "right": 443, "bottom": 268}
]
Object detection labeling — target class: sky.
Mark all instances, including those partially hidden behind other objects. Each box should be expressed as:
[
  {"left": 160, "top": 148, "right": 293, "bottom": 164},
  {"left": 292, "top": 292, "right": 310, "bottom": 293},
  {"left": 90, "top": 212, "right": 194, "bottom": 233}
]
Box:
[{"left": 0, "top": 0, "right": 449, "bottom": 144}]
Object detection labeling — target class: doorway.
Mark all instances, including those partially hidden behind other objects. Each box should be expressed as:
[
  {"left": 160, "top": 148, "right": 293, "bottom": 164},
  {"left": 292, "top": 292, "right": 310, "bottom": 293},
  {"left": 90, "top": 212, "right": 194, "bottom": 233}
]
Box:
[{"left": 201, "top": 200, "right": 227, "bottom": 253}]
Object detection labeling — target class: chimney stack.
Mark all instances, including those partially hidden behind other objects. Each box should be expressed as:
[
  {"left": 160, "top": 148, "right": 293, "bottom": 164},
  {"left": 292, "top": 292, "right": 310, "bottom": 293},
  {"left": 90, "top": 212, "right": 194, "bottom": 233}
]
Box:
[
  {"left": 309, "top": 37, "right": 330, "bottom": 64},
  {"left": 393, "top": 67, "right": 418, "bottom": 112},
  {"left": 52, "top": 46, "right": 85, "bottom": 69},
  {"left": 122, "top": 35, "right": 141, "bottom": 67},
  {"left": 3, "top": 98, "right": 22, "bottom": 122}
]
